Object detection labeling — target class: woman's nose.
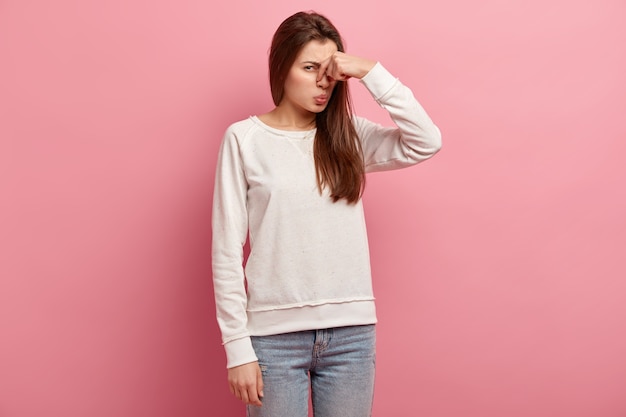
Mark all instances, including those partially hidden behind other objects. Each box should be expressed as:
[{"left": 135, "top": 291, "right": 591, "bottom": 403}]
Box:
[{"left": 317, "top": 73, "right": 331, "bottom": 88}]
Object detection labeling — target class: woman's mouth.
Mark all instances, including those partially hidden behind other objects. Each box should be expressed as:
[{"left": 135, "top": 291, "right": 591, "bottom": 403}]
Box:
[{"left": 314, "top": 95, "right": 328, "bottom": 105}]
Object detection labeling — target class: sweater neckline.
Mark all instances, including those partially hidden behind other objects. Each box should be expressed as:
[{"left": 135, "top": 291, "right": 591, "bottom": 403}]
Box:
[{"left": 250, "top": 116, "right": 316, "bottom": 139}]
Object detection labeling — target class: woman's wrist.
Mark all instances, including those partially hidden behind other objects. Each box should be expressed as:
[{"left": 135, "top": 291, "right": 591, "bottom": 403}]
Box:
[{"left": 354, "top": 58, "right": 377, "bottom": 79}]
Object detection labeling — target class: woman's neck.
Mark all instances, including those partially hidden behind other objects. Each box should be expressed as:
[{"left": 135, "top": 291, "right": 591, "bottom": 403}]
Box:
[{"left": 258, "top": 106, "right": 316, "bottom": 131}]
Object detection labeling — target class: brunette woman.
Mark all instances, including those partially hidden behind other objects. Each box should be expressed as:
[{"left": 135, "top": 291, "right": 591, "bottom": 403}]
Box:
[{"left": 212, "top": 11, "right": 442, "bottom": 417}]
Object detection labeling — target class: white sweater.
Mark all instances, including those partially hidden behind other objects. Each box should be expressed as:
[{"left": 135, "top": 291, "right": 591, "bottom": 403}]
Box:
[{"left": 212, "top": 62, "right": 442, "bottom": 368}]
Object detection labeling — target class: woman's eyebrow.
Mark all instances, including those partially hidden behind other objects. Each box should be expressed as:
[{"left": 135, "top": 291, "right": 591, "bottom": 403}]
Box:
[{"left": 302, "top": 60, "right": 321, "bottom": 67}]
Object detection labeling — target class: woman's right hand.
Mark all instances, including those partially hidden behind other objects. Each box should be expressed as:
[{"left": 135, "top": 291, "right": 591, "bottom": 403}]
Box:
[{"left": 227, "top": 361, "right": 264, "bottom": 406}]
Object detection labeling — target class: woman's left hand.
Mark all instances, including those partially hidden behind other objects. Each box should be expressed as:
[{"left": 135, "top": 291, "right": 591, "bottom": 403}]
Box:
[{"left": 317, "top": 52, "right": 376, "bottom": 82}]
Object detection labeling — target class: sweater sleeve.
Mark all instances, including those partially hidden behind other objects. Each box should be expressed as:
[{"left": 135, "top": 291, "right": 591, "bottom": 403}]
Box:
[
  {"left": 357, "top": 62, "right": 442, "bottom": 172},
  {"left": 211, "top": 125, "right": 258, "bottom": 369}
]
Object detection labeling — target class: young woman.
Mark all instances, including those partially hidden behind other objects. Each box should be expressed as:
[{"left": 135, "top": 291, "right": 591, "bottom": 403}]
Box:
[{"left": 212, "top": 11, "right": 442, "bottom": 417}]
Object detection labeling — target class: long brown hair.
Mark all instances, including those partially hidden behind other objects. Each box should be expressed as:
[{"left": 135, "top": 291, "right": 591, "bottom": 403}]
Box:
[{"left": 269, "top": 11, "right": 365, "bottom": 204}]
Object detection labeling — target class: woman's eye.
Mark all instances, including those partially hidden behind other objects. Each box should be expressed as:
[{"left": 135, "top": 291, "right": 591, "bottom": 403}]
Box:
[{"left": 304, "top": 66, "right": 314, "bottom": 71}]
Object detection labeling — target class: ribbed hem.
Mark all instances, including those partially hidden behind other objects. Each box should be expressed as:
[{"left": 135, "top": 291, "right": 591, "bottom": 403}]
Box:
[
  {"left": 247, "top": 299, "right": 377, "bottom": 336},
  {"left": 224, "top": 336, "right": 258, "bottom": 369},
  {"left": 360, "top": 62, "right": 398, "bottom": 101}
]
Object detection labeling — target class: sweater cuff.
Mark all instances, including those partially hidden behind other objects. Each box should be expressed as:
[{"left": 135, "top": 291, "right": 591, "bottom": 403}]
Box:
[
  {"left": 359, "top": 62, "right": 398, "bottom": 101},
  {"left": 224, "top": 336, "right": 258, "bottom": 369}
]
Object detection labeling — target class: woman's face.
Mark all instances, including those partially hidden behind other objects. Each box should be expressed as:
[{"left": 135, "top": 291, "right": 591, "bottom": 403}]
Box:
[{"left": 280, "top": 39, "right": 338, "bottom": 116}]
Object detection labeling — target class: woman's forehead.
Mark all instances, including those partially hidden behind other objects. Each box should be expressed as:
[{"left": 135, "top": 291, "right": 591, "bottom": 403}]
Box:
[{"left": 295, "top": 39, "right": 338, "bottom": 63}]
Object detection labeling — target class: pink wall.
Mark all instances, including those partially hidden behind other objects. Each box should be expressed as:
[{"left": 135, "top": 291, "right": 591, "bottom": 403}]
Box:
[{"left": 1, "top": 0, "right": 625, "bottom": 416}]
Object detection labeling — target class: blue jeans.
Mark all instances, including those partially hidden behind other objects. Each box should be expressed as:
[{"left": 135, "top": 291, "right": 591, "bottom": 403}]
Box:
[{"left": 247, "top": 325, "right": 376, "bottom": 417}]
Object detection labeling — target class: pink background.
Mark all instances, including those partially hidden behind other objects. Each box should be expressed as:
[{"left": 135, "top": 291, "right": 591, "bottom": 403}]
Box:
[{"left": 1, "top": 0, "right": 625, "bottom": 416}]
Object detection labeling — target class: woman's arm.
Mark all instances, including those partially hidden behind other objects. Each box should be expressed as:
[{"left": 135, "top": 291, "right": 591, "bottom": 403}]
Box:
[
  {"left": 211, "top": 126, "right": 257, "bottom": 367},
  {"left": 357, "top": 62, "right": 442, "bottom": 172},
  {"left": 318, "top": 51, "right": 442, "bottom": 172},
  {"left": 212, "top": 126, "right": 265, "bottom": 406}
]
